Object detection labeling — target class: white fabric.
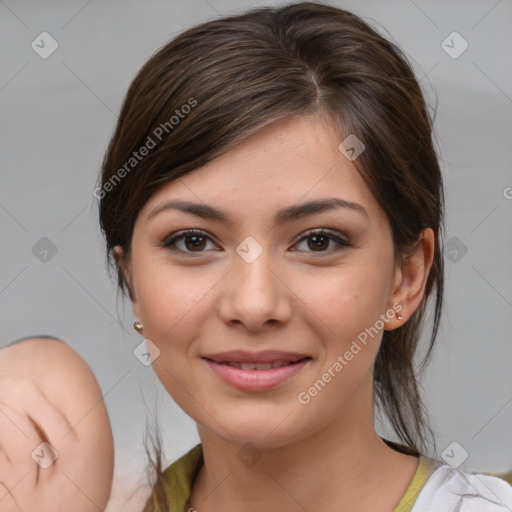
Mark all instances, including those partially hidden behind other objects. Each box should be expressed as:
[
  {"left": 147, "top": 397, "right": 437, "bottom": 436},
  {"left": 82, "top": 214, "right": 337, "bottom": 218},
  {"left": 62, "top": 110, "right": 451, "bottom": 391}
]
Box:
[{"left": 411, "top": 464, "right": 512, "bottom": 511}]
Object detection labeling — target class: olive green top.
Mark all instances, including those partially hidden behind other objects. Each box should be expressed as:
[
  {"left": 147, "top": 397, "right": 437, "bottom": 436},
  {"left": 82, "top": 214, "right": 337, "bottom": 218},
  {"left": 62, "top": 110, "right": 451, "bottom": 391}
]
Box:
[{"left": 142, "top": 443, "right": 443, "bottom": 512}]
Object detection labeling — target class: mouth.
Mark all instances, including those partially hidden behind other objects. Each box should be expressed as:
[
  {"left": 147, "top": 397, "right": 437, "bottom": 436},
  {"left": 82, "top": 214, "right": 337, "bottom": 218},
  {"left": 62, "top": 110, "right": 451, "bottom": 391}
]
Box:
[
  {"left": 202, "top": 358, "right": 311, "bottom": 370},
  {"left": 201, "top": 350, "right": 312, "bottom": 368},
  {"left": 200, "top": 350, "right": 312, "bottom": 391}
]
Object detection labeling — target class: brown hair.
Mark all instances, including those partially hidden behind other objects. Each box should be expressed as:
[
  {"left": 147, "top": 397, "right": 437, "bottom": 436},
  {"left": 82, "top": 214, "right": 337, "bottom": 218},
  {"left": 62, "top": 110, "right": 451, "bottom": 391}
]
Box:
[{"left": 98, "top": 2, "right": 444, "bottom": 508}]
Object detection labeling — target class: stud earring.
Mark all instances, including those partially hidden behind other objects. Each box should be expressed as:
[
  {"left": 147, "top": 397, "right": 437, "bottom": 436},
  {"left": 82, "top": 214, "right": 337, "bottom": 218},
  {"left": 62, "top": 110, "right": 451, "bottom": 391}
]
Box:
[
  {"left": 397, "top": 315, "right": 403, "bottom": 321},
  {"left": 134, "top": 321, "right": 144, "bottom": 333}
]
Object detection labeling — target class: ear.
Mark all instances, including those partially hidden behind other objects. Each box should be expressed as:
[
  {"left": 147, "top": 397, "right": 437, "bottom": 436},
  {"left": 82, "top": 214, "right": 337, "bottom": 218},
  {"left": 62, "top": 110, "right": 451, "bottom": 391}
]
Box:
[
  {"left": 113, "top": 245, "right": 141, "bottom": 319},
  {"left": 386, "top": 228, "right": 435, "bottom": 329}
]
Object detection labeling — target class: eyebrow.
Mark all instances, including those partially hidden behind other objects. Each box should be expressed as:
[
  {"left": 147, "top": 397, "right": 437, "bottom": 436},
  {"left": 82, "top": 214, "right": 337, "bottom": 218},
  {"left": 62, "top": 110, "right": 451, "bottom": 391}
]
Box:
[{"left": 147, "top": 197, "right": 368, "bottom": 225}]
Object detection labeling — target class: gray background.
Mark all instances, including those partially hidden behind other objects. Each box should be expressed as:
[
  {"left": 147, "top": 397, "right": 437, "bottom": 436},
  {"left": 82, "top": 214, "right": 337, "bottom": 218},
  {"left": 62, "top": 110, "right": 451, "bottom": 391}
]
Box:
[{"left": 1, "top": 0, "right": 511, "bottom": 487}]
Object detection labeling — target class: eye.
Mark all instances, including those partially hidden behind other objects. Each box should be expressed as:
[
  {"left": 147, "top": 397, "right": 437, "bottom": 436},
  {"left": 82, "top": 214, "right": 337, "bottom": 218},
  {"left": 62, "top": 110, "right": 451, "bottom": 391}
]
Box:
[
  {"left": 160, "top": 229, "right": 217, "bottom": 254},
  {"left": 293, "top": 228, "right": 351, "bottom": 254},
  {"left": 160, "top": 228, "right": 351, "bottom": 255}
]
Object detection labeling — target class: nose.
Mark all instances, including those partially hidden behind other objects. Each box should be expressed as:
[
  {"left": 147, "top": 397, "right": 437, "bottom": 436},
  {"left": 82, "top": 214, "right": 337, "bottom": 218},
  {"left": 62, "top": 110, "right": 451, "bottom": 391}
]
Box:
[{"left": 218, "top": 249, "right": 292, "bottom": 333}]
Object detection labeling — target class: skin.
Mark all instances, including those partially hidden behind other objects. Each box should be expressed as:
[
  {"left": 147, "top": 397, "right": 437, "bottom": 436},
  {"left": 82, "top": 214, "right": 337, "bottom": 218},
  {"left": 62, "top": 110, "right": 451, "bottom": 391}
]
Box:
[
  {"left": 0, "top": 337, "right": 114, "bottom": 512},
  {"left": 116, "top": 113, "right": 435, "bottom": 512}
]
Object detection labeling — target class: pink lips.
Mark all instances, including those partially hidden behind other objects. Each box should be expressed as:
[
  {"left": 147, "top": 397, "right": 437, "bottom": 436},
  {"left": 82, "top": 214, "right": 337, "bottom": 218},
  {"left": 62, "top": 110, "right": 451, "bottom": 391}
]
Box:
[{"left": 201, "top": 350, "right": 311, "bottom": 392}]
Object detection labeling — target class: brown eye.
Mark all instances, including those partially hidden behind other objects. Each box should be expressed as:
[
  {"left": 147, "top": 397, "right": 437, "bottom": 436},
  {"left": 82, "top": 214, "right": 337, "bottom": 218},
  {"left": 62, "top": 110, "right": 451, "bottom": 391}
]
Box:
[
  {"left": 161, "top": 229, "right": 216, "bottom": 253},
  {"left": 293, "top": 228, "right": 351, "bottom": 253}
]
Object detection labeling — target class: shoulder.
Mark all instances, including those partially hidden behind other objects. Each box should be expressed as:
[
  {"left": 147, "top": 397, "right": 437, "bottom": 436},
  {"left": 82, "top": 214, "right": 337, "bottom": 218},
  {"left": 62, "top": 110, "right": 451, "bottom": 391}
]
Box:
[
  {"left": 412, "top": 461, "right": 512, "bottom": 511},
  {"left": 0, "top": 337, "right": 111, "bottom": 430},
  {"left": 1, "top": 335, "right": 89, "bottom": 379},
  {"left": 0, "top": 336, "right": 114, "bottom": 511},
  {"left": 1, "top": 336, "right": 108, "bottom": 413}
]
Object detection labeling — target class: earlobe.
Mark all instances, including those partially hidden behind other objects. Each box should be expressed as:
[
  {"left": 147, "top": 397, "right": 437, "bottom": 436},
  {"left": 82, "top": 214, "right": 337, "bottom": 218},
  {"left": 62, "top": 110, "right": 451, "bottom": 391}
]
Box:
[{"left": 387, "top": 228, "right": 435, "bottom": 328}]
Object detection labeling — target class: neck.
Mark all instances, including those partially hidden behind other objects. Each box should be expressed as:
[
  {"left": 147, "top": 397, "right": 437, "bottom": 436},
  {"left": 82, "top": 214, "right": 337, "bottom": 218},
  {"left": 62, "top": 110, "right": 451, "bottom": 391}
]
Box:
[{"left": 189, "top": 400, "right": 419, "bottom": 512}]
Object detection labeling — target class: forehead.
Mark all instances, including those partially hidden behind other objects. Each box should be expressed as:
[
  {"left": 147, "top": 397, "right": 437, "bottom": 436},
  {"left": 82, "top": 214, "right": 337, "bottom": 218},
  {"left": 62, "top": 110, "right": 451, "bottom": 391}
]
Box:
[{"left": 139, "top": 114, "right": 385, "bottom": 228}]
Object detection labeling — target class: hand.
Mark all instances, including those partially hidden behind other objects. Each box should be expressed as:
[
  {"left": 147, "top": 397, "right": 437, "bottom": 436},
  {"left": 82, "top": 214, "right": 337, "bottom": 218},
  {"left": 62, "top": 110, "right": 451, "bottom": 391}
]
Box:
[{"left": 0, "top": 337, "right": 114, "bottom": 512}]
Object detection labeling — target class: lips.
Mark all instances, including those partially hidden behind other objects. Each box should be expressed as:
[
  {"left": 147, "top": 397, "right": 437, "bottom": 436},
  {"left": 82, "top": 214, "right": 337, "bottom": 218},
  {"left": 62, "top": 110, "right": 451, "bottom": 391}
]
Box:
[
  {"left": 217, "top": 360, "right": 298, "bottom": 370},
  {"left": 201, "top": 350, "right": 312, "bottom": 391},
  {"left": 201, "top": 350, "right": 311, "bottom": 368}
]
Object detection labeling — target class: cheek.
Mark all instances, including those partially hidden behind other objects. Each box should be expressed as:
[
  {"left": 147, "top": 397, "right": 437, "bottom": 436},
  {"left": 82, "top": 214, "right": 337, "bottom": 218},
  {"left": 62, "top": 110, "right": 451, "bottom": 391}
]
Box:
[
  {"left": 293, "top": 261, "right": 391, "bottom": 337},
  {"left": 132, "top": 262, "right": 221, "bottom": 391},
  {"left": 133, "top": 267, "right": 206, "bottom": 405},
  {"left": 292, "top": 261, "right": 392, "bottom": 395},
  {"left": 134, "top": 259, "right": 208, "bottom": 335}
]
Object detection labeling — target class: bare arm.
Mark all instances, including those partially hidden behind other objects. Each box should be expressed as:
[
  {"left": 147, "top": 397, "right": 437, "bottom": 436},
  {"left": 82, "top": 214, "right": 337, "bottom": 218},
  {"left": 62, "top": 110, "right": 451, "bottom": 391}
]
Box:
[{"left": 0, "top": 337, "right": 114, "bottom": 512}]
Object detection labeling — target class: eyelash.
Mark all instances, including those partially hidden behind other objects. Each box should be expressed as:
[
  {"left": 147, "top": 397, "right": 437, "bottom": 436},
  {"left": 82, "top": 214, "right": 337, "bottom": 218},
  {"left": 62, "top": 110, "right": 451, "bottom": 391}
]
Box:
[{"left": 159, "top": 228, "right": 351, "bottom": 256}]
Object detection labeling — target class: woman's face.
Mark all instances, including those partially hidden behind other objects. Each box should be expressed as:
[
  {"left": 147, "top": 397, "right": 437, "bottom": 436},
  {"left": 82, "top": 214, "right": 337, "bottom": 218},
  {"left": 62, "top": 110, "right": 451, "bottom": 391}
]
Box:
[{"left": 121, "top": 114, "right": 417, "bottom": 448}]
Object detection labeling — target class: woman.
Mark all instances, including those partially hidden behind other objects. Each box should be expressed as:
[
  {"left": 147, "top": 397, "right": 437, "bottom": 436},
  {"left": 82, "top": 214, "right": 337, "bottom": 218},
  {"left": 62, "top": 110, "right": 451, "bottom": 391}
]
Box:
[{"left": 96, "top": 2, "right": 512, "bottom": 511}]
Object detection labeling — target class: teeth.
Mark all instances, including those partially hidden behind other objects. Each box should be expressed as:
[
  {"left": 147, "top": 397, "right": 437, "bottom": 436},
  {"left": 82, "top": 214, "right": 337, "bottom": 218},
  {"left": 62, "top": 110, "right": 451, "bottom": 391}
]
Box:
[
  {"left": 241, "top": 362, "right": 272, "bottom": 370},
  {"left": 271, "top": 360, "right": 290, "bottom": 369},
  {"left": 219, "top": 360, "right": 296, "bottom": 370}
]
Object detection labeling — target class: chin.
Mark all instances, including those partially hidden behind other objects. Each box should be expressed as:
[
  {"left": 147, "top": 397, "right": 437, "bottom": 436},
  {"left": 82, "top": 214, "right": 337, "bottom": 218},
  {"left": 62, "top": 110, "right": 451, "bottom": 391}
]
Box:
[{"left": 208, "top": 407, "right": 306, "bottom": 449}]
